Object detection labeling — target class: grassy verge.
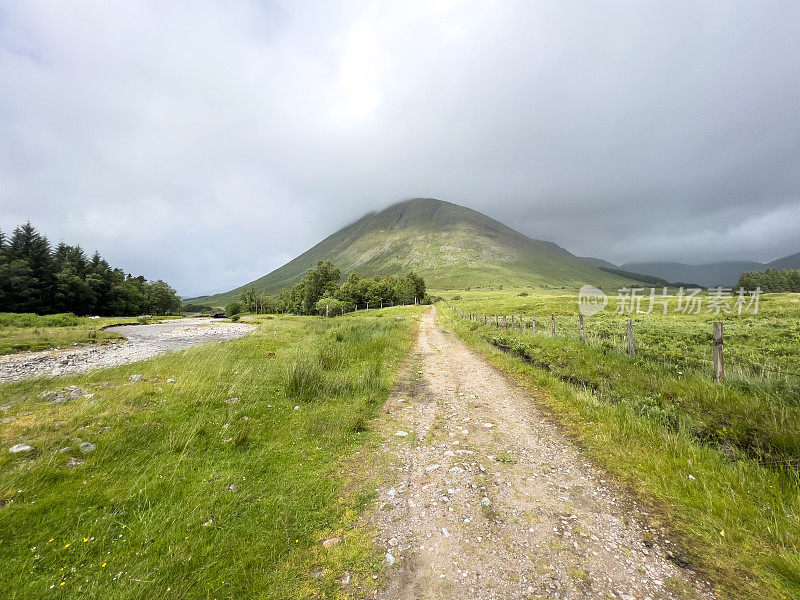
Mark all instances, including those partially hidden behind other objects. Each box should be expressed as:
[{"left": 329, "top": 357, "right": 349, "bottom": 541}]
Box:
[
  {"left": 0, "top": 314, "right": 182, "bottom": 355},
  {"left": 439, "top": 306, "right": 800, "bottom": 600},
  {"left": 0, "top": 306, "right": 423, "bottom": 599}
]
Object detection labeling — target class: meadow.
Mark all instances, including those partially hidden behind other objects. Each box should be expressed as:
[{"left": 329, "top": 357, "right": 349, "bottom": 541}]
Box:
[
  {"left": 0, "top": 306, "right": 423, "bottom": 599},
  {"left": 445, "top": 287, "right": 800, "bottom": 380},
  {"left": 438, "top": 288, "right": 800, "bottom": 599}
]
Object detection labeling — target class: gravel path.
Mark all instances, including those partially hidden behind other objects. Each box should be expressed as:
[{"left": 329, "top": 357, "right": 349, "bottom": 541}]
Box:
[
  {"left": 0, "top": 318, "right": 255, "bottom": 383},
  {"left": 372, "top": 307, "right": 715, "bottom": 600}
]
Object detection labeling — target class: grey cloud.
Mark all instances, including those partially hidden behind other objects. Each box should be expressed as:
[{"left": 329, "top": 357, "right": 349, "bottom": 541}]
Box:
[{"left": 1, "top": 1, "right": 799, "bottom": 295}]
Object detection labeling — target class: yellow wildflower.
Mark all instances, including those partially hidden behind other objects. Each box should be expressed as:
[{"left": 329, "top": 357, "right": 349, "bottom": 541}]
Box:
[{"left": 64, "top": 544, "right": 70, "bottom": 549}]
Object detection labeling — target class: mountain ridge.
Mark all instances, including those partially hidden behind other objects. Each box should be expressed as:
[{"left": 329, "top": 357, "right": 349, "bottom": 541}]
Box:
[
  {"left": 620, "top": 252, "right": 800, "bottom": 288},
  {"left": 188, "top": 198, "right": 637, "bottom": 304}
]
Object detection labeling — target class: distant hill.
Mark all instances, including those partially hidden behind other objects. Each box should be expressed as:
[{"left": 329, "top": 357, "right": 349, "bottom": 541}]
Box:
[
  {"left": 767, "top": 251, "right": 800, "bottom": 271},
  {"left": 621, "top": 252, "right": 800, "bottom": 288},
  {"left": 188, "top": 198, "right": 641, "bottom": 304},
  {"left": 578, "top": 256, "right": 619, "bottom": 270},
  {"left": 597, "top": 267, "right": 703, "bottom": 289}
]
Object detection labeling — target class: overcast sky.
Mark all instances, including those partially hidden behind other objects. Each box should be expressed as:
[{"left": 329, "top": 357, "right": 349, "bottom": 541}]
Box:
[{"left": 1, "top": 1, "right": 799, "bottom": 296}]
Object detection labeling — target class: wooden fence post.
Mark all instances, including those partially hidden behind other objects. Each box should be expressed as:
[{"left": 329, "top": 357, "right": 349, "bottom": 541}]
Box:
[
  {"left": 627, "top": 319, "right": 635, "bottom": 357},
  {"left": 502, "top": 315, "right": 507, "bottom": 330},
  {"left": 518, "top": 316, "right": 522, "bottom": 330},
  {"left": 579, "top": 314, "right": 585, "bottom": 343},
  {"left": 532, "top": 316, "right": 536, "bottom": 334},
  {"left": 484, "top": 315, "right": 487, "bottom": 325},
  {"left": 713, "top": 322, "right": 724, "bottom": 383},
  {"left": 551, "top": 314, "right": 556, "bottom": 337},
  {"left": 325, "top": 304, "right": 329, "bottom": 318}
]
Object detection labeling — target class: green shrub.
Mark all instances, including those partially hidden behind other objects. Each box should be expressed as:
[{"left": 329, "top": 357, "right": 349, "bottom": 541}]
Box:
[
  {"left": 0, "top": 312, "right": 80, "bottom": 327},
  {"left": 225, "top": 302, "right": 242, "bottom": 317}
]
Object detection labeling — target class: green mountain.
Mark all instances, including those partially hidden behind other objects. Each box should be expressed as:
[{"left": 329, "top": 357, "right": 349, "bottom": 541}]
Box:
[{"left": 189, "top": 198, "right": 641, "bottom": 304}]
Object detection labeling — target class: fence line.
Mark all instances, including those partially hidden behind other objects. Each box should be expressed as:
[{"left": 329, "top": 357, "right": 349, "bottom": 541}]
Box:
[{"left": 441, "top": 299, "right": 800, "bottom": 383}]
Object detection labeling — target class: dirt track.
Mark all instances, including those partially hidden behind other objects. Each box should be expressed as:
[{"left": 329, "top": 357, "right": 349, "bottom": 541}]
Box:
[
  {"left": 0, "top": 318, "right": 254, "bottom": 383},
  {"left": 373, "top": 307, "right": 715, "bottom": 599}
]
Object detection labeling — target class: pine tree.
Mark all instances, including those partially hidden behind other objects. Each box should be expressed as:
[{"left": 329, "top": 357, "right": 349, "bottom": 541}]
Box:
[
  {"left": 0, "top": 228, "right": 8, "bottom": 309},
  {"left": 0, "top": 221, "right": 182, "bottom": 316},
  {"left": 6, "top": 222, "right": 54, "bottom": 313}
]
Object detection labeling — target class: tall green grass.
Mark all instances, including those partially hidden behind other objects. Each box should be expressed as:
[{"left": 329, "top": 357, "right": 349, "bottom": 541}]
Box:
[
  {"left": 0, "top": 312, "right": 82, "bottom": 327},
  {"left": 0, "top": 306, "right": 423, "bottom": 599}
]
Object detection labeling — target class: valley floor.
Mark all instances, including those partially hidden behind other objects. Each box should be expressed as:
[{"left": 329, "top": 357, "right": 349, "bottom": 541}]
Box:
[{"left": 372, "top": 308, "right": 714, "bottom": 599}]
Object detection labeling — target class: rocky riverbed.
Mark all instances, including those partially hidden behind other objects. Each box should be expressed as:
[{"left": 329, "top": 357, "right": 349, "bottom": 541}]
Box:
[{"left": 0, "top": 318, "right": 255, "bottom": 383}]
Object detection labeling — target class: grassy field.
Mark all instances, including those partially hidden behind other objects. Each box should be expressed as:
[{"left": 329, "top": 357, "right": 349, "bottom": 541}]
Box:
[
  {"left": 438, "top": 290, "right": 800, "bottom": 599},
  {"left": 0, "top": 314, "right": 180, "bottom": 356},
  {"left": 443, "top": 287, "right": 800, "bottom": 380},
  {"left": 0, "top": 306, "right": 423, "bottom": 599}
]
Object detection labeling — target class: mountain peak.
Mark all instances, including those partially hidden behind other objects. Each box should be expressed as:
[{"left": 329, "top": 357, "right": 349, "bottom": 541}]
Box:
[{"left": 190, "top": 199, "right": 635, "bottom": 303}]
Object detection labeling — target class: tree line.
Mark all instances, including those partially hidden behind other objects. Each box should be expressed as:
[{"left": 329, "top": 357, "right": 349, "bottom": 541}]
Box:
[
  {"left": 737, "top": 268, "right": 800, "bottom": 293},
  {"left": 0, "top": 222, "right": 182, "bottom": 316},
  {"left": 226, "top": 260, "right": 429, "bottom": 316}
]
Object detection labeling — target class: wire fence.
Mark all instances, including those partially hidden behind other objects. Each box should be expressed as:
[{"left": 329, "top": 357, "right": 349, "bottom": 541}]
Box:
[{"left": 444, "top": 300, "right": 800, "bottom": 384}]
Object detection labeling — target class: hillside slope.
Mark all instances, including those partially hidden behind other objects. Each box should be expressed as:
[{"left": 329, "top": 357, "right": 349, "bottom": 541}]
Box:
[
  {"left": 621, "top": 250, "right": 800, "bottom": 288},
  {"left": 767, "top": 251, "right": 800, "bottom": 271},
  {"left": 190, "top": 198, "right": 639, "bottom": 303}
]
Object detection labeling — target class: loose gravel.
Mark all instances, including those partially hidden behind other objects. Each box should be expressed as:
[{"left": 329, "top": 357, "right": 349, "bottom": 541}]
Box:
[{"left": 0, "top": 318, "right": 255, "bottom": 383}]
